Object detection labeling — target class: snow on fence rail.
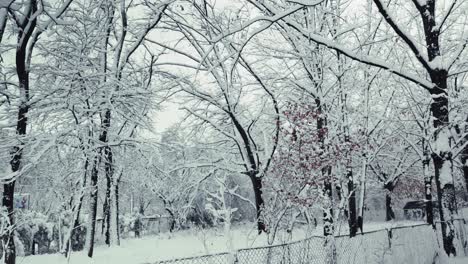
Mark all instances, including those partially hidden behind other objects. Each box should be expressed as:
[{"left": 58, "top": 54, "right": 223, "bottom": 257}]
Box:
[{"left": 148, "top": 219, "right": 468, "bottom": 264}]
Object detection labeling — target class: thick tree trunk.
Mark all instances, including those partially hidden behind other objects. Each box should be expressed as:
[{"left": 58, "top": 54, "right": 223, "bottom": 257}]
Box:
[
  {"left": 430, "top": 70, "right": 457, "bottom": 256},
  {"left": 109, "top": 180, "right": 120, "bottom": 246},
  {"left": 165, "top": 208, "right": 176, "bottom": 232},
  {"left": 383, "top": 183, "right": 395, "bottom": 221},
  {"left": 347, "top": 166, "right": 357, "bottom": 237},
  {"left": 323, "top": 176, "right": 334, "bottom": 236},
  {"left": 229, "top": 111, "right": 265, "bottom": 233},
  {"left": 316, "top": 99, "right": 334, "bottom": 237},
  {"left": 85, "top": 156, "right": 100, "bottom": 257},
  {"left": 103, "top": 146, "right": 113, "bottom": 245},
  {"left": 161, "top": 197, "right": 176, "bottom": 232},
  {"left": 464, "top": 164, "right": 468, "bottom": 193},
  {"left": 433, "top": 153, "right": 457, "bottom": 256},
  {"left": 102, "top": 195, "right": 109, "bottom": 236},
  {"left": 5, "top": 106, "right": 28, "bottom": 263},
  {"left": 419, "top": 0, "right": 457, "bottom": 255},
  {"left": 249, "top": 175, "right": 266, "bottom": 233},
  {"left": 385, "top": 193, "right": 395, "bottom": 221},
  {"left": 2, "top": 181, "right": 16, "bottom": 264},
  {"left": 457, "top": 115, "right": 468, "bottom": 194},
  {"left": 3, "top": 2, "right": 38, "bottom": 263},
  {"left": 423, "top": 151, "right": 434, "bottom": 227},
  {"left": 462, "top": 150, "right": 468, "bottom": 194},
  {"left": 95, "top": 108, "right": 112, "bottom": 247},
  {"left": 250, "top": 175, "right": 266, "bottom": 233}
]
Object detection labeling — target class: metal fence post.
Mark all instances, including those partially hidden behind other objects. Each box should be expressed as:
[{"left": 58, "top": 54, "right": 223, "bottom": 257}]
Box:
[{"left": 387, "top": 228, "right": 393, "bottom": 249}]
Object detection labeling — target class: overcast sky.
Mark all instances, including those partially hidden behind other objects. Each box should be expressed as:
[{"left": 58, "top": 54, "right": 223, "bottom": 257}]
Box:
[{"left": 149, "top": 0, "right": 368, "bottom": 136}]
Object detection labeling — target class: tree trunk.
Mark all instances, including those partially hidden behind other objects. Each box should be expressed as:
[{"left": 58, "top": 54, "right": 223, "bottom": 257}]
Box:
[
  {"left": 85, "top": 156, "right": 100, "bottom": 257},
  {"left": 423, "top": 150, "right": 434, "bottom": 227},
  {"left": 456, "top": 115, "right": 468, "bottom": 195},
  {"left": 464, "top": 164, "right": 468, "bottom": 194},
  {"left": 461, "top": 149, "right": 468, "bottom": 194},
  {"left": 383, "top": 183, "right": 395, "bottom": 221},
  {"left": 385, "top": 192, "right": 395, "bottom": 221},
  {"left": 109, "top": 180, "right": 120, "bottom": 246},
  {"left": 3, "top": 2, "right": 38, "bottom": 263},
  {"left": 103, "top": 146, "right": 113, "bottom": 245},
  {"left": 323, "top": 176, "right": 334, "bottom": 236},
  {"left": 102, "top": 195, "right": 109, "bottom": 237},
  {"left": 249, "top": 174, "right": 266, "bottom": 233},
  {"left": 357, "top": 156, "right": 367, "bottom": 233},
  {"left": 419, "top": 0, "right": 457, "bottom": 255},
  {"left": 430, "top": 69, "right": 457, "bottom": 256},
  {"left": 315, "top": 98, "right": 334, "bottom": 237},
  {"left": 347, "top": 166, "right": 357, "bottom": 237},
  {"left": 2, "top": 181, "right": 16, "bottom": 264},
  {"left": 165, "top": 208, "right": 176, "bottom": 232},
  {"left": 433, "top": 153, "right": 457, "bottom": 256},
  {"left": 228, "top": 112, "right": 264, "bottom": 233},
  {"left": 62, "top": 159, "right": 88, "bottom": 256},
  {"left": 95, "top": 108, "right": 112, "bottom": 247}
]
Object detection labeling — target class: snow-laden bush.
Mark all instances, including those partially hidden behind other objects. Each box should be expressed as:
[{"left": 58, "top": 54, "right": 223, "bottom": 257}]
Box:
[
  {"left": 16, "top": 211, "right": 54, "bottom": 255},
  {"left": 121, "top": 212, "right": 143, "bottom": 237},
  {"left": 55, "top": 209, "right": 86, "bottom": 251}
]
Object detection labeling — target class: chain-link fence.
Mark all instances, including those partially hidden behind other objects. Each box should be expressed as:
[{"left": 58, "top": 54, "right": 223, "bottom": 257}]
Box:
[{"left": 149, "top": 218, "right": 468, "bottom": 264}]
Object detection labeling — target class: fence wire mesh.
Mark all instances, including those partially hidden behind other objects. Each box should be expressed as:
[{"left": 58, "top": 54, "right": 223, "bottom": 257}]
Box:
[{"left": 150, "top": 219, "right": 468, "bottom": 264}]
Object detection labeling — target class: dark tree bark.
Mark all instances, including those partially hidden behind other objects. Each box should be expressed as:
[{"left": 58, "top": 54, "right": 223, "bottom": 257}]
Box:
[
  {"left": 316, "top": 99, "right": 334, "bottom": 237},
  {"left": 423, "top": 150, "right": 434, "bottom": 227},
  {"left": 228, "top": 112, "right": 267, "bottom": 233},
  {"left": 161, "top": 197, "right": 176, "bottom": 232},
  {"left": 63, "top": 158, "right": 88, "bottom": 256},
  {"left": 347, "top": 168, "right": 357, "bottom": 237},
  {"left": 418, "top": 0, "right": 456, "bottom": 255},
  {"left": 166, "top": 208, "right": 176, "bottom": 232},
  {"left": 103, "top": 146, "right": 113, "bottom": 245},
  {"left": 86, "top": 156, "right": 100, "bottom": 258},
  {"left": 383, "top": 182, "right": 396, "bottom": 221},
  {"left": 249, "top": 174, "right": 266, "bottom": 233},
  {"left": 108, "top": 172, "right": 121, "bottom": 245},
  {"left": 3, "top": 2, "right": 38, "bottom": 264},
  {"left": 322, "top": 177, "right": 334, "bottom": 236},
  {"left": 102, "top": 192, "right": 109, "bottom": 236},
  {"left": 113, "top": 181, "right": 120, "bottom": 243},
  {"left": 433, "top": 154, "right": 457, "bottom": 256},
  {"left": 385, "top": 193, "right": 395, "bottom": 221},
  {"left": 429, "top": 70, "right": 456, "bottom": 256},
  {"left": 2, "top": 180, "right": 16, "bottom": 264},
  {"left": 461, "top": 133, "right": 468, "bottom": 194},
  {"left": 463, "top": 160, "right": 468, "bottom": 194},
  {"left": 87, "top": 108, "right": 112, "bottom": 253}
]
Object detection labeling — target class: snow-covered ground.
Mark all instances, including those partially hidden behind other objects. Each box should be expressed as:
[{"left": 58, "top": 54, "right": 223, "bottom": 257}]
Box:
[
  {"left": 18, "top": 221, "right": 427, "bottom": 264},
  {"left": 448, "top": 257, "right": 468, "bottom": 264}
]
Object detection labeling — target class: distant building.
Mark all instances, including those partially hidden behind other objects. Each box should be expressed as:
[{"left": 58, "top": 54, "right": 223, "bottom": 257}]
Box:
[{"left": 403, "top": 200, "right": 438, "bottom": 220}]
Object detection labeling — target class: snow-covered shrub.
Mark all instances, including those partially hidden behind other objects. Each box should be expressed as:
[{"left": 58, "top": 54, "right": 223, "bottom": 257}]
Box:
[
  {"left": 184, "top": 208, "right": 215, "bottom": 228},
  {"left": 55, "top": 209, "right": 86, "bottom": 251},
  {"left": 16, "top": 211, "right": 54, "bottom": 255},
  {"left": 14, "top": 209, "right": 86, "bottom": 255},
  {"left": 69, "top": 225, "right": 86, "bottom": 251},
  {"left": 120, "top": 212, "right": 144, "bottom": 237}
]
